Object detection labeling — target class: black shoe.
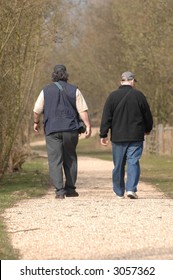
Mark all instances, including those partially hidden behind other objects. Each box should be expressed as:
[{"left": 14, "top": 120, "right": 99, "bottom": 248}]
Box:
[
  {"left": 66, "top": 191, "right": 79, "bottom": 197},
  {"left": 55, "top": 194, "right": 65, "bottom": 199}
]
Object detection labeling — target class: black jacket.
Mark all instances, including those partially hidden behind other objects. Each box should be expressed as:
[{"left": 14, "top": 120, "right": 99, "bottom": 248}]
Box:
[{"left": 100, "top": 85, "right": 153, "bottom": 142}]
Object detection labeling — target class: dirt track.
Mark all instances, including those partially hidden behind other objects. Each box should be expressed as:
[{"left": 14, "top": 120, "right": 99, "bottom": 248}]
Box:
[{"left": 3, "top": 155, "right": 173, "bottom": 260}]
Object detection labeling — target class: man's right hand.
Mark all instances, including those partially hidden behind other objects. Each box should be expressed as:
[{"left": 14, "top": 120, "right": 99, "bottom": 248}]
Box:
[
  {"left": 100, "top": 137, "right": 108, "bottom": 146},
  {"left": 34, "top": 123, "right": 40, "bottom": 133},
  {"left": 85, "top": 126, "right": 92, "bottom": 138}
]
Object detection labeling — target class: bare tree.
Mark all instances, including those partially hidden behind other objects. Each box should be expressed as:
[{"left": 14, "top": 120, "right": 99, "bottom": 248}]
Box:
[{"left": 0, "top": 0, "right": 63, "bottom": 176}]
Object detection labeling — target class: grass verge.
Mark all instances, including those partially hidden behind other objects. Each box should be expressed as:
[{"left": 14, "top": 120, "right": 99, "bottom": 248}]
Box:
[
  {"left": 140, "top": 155, "right": 173, "bottom": 198},
  {"left": 0, "top": 157, "right": 49, "bottom": 260}
]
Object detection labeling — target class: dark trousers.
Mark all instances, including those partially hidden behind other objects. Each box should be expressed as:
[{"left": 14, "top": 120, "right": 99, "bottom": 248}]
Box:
[{"left": 45, "top": 131, "right": 79, "bottom": 195}]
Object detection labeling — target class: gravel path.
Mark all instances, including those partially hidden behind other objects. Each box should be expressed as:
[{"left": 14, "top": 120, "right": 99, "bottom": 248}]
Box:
[{"left": 3, "top": 156, "right": 173, "bottom": 260}]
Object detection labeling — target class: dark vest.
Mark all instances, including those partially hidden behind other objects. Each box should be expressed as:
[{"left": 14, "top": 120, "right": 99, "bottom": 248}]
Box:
[{"left": 43, "top": 81, "right": 79, "bottom": 135}]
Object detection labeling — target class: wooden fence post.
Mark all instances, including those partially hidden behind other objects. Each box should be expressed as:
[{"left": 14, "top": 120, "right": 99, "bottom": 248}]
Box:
[{"left": 157, "top": 124, "right": 164, "bottom": 155}]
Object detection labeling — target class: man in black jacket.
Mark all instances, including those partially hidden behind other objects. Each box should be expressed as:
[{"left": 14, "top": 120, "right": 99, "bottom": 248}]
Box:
[{"left": 100, "top": 71, "right": 153, "bottom": 199}]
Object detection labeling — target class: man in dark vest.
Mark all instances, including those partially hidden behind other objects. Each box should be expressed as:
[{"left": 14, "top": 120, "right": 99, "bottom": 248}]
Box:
[{"left": 33, "top": 64, "right": 91, "bottom": 199}]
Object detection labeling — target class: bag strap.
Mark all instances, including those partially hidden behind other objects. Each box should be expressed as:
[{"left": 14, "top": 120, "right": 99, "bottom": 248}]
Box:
[
  {"left": 54, "top": 82, "right": 78, "bottom": 117},
  {"left": 54, "top": 81, "right": 63, "bottom": 92},
  {"left": 54, "top": 82, "right": 76, "bottom": 111},
  {"left": 115, "top": 88, "right": 133, "bottom": 111}
]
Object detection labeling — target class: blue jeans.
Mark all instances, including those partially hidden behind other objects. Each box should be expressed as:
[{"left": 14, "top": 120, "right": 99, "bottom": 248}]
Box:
[{"left": 112, "top": 141, "right": 143, "bottom": 196}]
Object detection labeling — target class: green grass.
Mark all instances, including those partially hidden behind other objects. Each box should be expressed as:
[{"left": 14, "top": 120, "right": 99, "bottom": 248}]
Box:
[
  {"left": 0, "top": 157, "right": 50, "bottom": 260},
  {"left": 140, "top": 155, "right": 173, "bottom": 198}
]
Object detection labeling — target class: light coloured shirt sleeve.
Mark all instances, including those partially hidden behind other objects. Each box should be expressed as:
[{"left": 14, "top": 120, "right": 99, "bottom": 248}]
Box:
[
  {"left": 76, "top": 89, "right": 88, "bottom": 113},
  {"left": 33, "top": 88, "right": 88, "bottom": 114},
  {"left": 33, "top": 90, "right": 44, "bottom": 114}
]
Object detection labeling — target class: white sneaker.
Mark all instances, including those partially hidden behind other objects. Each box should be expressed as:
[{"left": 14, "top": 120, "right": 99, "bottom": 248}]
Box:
[
  {"left": 126, "top": 191, "right": 138, "bottom": 199},
  {"left": 113, "top": 192, "right": 125, "bottom": 199}
]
